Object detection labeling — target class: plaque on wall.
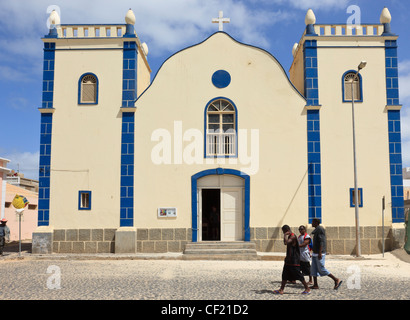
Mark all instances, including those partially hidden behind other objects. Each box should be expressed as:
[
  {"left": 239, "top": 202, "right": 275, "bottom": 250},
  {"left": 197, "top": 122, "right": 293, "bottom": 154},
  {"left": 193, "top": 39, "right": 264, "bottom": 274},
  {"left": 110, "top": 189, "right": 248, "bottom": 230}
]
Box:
[{"left": 158, "top": 207, "right": 177, "bottom": 218}]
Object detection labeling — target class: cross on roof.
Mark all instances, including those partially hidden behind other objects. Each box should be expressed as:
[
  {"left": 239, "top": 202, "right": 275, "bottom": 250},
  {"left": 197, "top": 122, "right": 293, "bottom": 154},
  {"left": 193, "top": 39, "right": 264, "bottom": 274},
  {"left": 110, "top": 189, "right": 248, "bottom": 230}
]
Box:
[{"left": 212, "top": 11, "right": 230, "bottom": 31}]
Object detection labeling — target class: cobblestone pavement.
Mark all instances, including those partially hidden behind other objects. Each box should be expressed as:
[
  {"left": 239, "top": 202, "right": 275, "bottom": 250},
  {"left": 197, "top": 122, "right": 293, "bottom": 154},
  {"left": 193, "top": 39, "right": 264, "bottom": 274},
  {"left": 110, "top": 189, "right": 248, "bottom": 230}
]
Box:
[{"left": 0, "top": 251, "right": 409, "bottom": 301}]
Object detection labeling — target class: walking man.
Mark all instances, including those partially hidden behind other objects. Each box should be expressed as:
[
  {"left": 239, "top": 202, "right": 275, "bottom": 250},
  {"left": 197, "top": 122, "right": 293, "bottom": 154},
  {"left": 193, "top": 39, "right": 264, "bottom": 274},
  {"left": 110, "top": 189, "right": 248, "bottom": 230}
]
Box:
[
  {"left": 0, "top": 218, "right": 10, "bottom": 256},
  {"left": 274, "top": 225, "right": 311, "bottom": 295},
  {"left": 298, "top": 225, "right": 313, "bottom": 285},
  {"left": 310, "top": 218, "right": 343, "bottom": 290}
]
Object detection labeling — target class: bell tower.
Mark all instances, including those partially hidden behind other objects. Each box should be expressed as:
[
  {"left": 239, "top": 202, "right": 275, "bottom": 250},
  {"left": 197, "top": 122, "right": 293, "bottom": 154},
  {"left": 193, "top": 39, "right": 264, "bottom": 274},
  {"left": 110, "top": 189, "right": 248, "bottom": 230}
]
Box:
[
  {"left": 33, "top": 9, "right": 151, "bottom": 254},
  {"left": 289, "top": 7, "right": 405, "bottom": 230}
]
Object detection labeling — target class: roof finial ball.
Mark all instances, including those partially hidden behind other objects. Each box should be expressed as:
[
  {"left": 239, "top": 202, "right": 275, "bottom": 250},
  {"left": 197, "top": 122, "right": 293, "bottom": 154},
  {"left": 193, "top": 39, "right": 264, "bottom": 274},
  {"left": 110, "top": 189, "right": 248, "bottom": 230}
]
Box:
[
  {"left": 47, "top": 10, "right": 60, "bottom": 38},
  {"left": 124, "top": 8, "right": 136, "bottom": 37},
  {"left": 305, "top": 9, "right": 317, "bottom": 36},
  {"left": 380, "top": 7, "right": 394, "bottom": 36}
]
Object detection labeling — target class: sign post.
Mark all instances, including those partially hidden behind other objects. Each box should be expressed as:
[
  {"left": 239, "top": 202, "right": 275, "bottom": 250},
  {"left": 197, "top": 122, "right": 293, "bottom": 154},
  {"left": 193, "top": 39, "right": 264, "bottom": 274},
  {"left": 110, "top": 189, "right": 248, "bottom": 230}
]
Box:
[{"left": 11, "top": 195, "right": 29, "bottom": 257}]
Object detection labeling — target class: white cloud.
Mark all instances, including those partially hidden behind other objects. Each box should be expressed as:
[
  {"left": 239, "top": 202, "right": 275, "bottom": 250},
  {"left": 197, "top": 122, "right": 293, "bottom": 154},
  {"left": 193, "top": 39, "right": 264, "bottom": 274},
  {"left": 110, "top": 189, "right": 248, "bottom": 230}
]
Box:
[
  {"left": 0, "top": 0, "right": 291, "bottom": 61},
  {"left": 254, "top": 0, "right": 351, "bottom": 10}
]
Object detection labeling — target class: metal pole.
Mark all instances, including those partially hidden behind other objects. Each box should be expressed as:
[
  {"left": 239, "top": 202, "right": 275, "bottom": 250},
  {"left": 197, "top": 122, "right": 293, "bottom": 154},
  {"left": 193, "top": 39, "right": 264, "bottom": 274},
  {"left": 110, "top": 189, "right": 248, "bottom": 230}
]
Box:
[
  {"left": 351, "top": 74, "right": 361, "bottom": 257},
  {"left": 19, "top": 212, "right": 21, "bottom": 257}
]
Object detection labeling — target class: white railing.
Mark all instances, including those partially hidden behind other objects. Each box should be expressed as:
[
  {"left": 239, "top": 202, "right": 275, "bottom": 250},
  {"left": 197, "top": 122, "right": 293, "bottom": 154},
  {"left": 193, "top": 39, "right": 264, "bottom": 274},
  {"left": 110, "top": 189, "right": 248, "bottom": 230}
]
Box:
[
  {"left": 6, "top": 176, "right": 20, "bottom": 185},
  {"left": 206, "top": 132, "right": 236, "bottom": 156},
  {"left": 313, "top": 24, "right": 384, "bottom": 36},
  {"left": 57, "top": 25, "right": 129, "bottom": 38}
]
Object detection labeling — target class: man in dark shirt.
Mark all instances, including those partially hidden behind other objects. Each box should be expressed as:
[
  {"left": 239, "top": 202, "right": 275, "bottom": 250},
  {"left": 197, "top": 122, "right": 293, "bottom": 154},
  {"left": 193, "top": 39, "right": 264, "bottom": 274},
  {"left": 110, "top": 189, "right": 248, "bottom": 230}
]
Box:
[
  {"left": 273, "top": 225, "right": 311, "bottom": 295},
  {"left": 311, "top": 218, "right": 343, "bottom": 290},
  {"left": 0, "top": 219, "right": 10, "bottom": 256}
]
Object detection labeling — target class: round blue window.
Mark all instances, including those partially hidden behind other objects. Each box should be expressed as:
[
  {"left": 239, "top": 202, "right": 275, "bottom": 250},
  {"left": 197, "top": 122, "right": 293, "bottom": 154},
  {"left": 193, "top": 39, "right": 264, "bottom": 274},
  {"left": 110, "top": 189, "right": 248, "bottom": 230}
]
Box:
[{"left": 212, "top": 70, "right": 231, "bottom": 88}]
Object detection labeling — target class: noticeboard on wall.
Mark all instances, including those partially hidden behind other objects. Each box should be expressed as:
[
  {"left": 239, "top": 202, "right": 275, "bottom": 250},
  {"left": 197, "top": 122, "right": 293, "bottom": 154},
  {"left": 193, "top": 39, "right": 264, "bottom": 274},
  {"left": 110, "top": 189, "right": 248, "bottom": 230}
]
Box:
[{"left": 158, "top": 207, "right": 177, "bottom": 218}]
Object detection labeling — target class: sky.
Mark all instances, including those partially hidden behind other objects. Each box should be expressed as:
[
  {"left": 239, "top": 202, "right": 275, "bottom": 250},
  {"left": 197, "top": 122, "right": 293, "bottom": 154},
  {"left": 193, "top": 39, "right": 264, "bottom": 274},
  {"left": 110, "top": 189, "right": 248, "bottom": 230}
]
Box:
[{"left": 0, "top": 0, "right": 409, "bottom": 183}]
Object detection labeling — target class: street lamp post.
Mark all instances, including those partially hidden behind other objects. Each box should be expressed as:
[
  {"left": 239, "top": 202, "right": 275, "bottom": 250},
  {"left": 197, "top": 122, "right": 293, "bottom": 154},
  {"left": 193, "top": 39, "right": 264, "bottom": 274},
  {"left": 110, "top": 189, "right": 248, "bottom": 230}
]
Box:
[{"left": 351, "top": 60, "right": 367, "bottom": 258}]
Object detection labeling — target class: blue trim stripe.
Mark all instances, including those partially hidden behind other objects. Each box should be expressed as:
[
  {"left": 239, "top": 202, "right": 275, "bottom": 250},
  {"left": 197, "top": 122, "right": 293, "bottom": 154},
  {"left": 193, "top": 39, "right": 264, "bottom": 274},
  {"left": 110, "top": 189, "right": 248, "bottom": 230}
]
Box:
[
  {"left": 38, "top": 113, "right": 53, "bottom": 226},
  {"left": 385, "top": 40, "right": 400, "bottom": 106},
  {"left": 191, "top": 168, "right": 250, "bottom": 242},
  {"left": 387, "top": 110, "right": 404, "bottom": 222},
  {"left": 122, "top": 41, "right": 138, "bottom": 107},
  {"left": 120, "top": 112, "right": 135, "bottom": 227},
  {"left": 42, "top": 43, "right": 55, "bottom": 109},
  {"left": 307, "top": 110, "right": 322, "bottom": 222},
  {"left": 38, "top": 42, "right": 55, "bottom": 227},
  {"left": 385, "top": 40, "right": 405, "bottom": 223},
  {"left": 119, "top": 40, "right": 137, "bottom": 227},
  {"left": 303, "top": 40, "right": 319, "bottom": 106},
  {"left": 304, "top": 40, "right": 322, "bottom": 223}
]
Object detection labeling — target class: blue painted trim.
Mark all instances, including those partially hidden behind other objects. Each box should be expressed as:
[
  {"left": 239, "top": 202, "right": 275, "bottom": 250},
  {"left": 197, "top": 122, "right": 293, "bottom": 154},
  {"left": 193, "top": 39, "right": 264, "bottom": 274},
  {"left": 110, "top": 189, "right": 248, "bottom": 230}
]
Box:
[
  {"left": 124, "top": 24, "right": 136, "bottom": 38},
  {"left": 303, "top": 40, "right": 319, "bottom": 106},
  {"left": 387, "top": 111, "right": 405, "bottom": 222},
  {"left": 120, "top": 40, "right": 137, "bottom": 226},
  {"left": 38, "top": 42, "right": 56, "bottom": 227},
  {"left": 191, "top": 168, "right": 250, "bottom": 242},
  {"left": 305, "top": 24, "right": 318, "bottom": 36},
  {"left": 120, "top": 112, "right": 135, "bottom": 227},
  {"left": 122, "top": 41, "right": 138, "bottom": 107},
  {"left": 135, "top": 32, "right": 306, "bottom": 103},
  {"left": 303, "top": 40, "right": 322, "bottom": 223},
  {"left": 78, "top": 191, "right": 92, "bottom": 210},
  {"left": 381, "top": 23, "right": 395, "bottom": 36},
  {"left": 306, "top": 110, "right": 322, "bottom": 223},
  {"left": 342, "top": 70, "right": 363, "bottom": 103},
  {"left": 212, "top": 70, "right": 231, "bottom": 88},
  {"left": 385, "top": 40, "right": 404, "bottom": 223},
  {"left": 385, "top": 40, "right": 400, "bottom": 106},
  {"left": 203, "top": 97, "right": 238, "bottom": 159},
  {"left": 42, "top": 42, "right": 55, "bottom": 109},
  {"left": 349, "top": 188, "right": 363, "bottom": 208},
  {"left": 78, "top": 72, "right": 99, "bottom": 105},
  {"left": 38, "top": 113, "right": 53, "bottom": 226}
]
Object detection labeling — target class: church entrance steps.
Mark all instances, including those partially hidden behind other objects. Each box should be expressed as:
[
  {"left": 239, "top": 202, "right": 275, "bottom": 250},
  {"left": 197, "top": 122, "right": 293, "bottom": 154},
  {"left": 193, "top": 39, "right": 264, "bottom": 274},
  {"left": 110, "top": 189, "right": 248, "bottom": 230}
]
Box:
[{"left": 182, "top": 241, "right": 258, "bottom": 260}]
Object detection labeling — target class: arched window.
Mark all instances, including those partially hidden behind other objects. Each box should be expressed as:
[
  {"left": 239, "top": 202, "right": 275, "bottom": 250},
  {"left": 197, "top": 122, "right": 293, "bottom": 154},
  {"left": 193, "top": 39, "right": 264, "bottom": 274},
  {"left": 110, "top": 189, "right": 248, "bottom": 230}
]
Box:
[
  {"left": 205, "top": 98, "right": 237, "bottom": 157},
  {"left": 79, "top": 73, "right": 98, "bottom": 104},
  {"left": 343, "top": 71, "right": 362, "bottom": 102}
]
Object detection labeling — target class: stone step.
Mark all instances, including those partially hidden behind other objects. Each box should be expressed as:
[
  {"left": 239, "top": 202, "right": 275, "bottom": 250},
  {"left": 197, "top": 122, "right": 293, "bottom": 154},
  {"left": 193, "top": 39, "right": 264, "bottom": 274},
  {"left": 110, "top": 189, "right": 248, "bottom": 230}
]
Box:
[
  {"left": 184, "top": 241, "right": 256, "bottom": 250},
  {"left": 183, "top": 241, "right": 258, "bottom": 260}
]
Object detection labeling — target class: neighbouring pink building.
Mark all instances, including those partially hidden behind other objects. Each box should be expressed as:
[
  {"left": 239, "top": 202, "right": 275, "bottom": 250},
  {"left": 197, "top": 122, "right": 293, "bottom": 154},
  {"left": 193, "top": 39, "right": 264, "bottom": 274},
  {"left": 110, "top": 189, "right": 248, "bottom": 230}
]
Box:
[
  {"left": 4, "top": 183, "right": 38, "bottom": 241},
  {"left": 1, "top": 156, "right": 38, "bottom": 241},
  {"left": 0, "top": 157, "right": 12, "bottom": 222}
]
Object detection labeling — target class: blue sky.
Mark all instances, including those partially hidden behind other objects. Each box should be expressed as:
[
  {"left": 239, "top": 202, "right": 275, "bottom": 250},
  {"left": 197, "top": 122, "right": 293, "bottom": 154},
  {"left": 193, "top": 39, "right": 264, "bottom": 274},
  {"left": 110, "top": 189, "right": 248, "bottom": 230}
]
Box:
[{"left": 0, "top": 0, "right": 409, "bottom": 182}]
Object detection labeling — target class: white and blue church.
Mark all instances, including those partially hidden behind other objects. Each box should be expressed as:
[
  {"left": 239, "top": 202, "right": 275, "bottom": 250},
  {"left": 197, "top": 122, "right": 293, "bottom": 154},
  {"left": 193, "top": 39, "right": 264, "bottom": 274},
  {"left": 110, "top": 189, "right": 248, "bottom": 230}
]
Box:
[{"left": 32, "top": 7, "right": 406, "bottom": 257}]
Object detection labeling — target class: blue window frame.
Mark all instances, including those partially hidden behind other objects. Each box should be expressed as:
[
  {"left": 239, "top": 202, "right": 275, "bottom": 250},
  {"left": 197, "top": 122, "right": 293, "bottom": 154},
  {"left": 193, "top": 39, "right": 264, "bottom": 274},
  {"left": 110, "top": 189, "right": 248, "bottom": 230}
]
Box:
[
  {"left": 204, "top": 97, "right": 238, "bottom": 158},
  {"left": 350, "top": 188, "right": 363, "bottom": 208},
  {"left": 78, "top": 191, "right": 92, "bottom": 210},
  {"left": 78, "top": 73, "right": 98, "bottom": 105},
  {"left": 342, "top": 70, "right": 363, "bottom": 103}
]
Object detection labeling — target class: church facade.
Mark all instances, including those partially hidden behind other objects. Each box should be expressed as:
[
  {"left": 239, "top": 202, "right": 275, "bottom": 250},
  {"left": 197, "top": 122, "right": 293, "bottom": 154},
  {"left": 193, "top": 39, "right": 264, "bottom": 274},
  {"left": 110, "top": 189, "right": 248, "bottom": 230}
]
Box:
[{"left": 32, "top": 8, "right": 406, "bottom": 255}]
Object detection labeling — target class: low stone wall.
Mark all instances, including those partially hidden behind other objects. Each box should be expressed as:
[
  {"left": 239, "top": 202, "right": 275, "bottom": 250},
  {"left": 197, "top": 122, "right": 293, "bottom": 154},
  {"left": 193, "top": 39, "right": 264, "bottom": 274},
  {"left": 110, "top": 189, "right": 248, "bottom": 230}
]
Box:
[
  {"left": 250, "top": 226, "right": 395, "bottom": 255},
  {"left": 136, "top": 228, "right": 192, "bottom": 253},
  {"left": 51, "top": 226, "right": 402, "bottom": 255},
  {"left": 53, "top": 229, "right": 116, "bottom": 253},
  {"left": 52, "top": 228, "right": 192, "bottom": 254}
]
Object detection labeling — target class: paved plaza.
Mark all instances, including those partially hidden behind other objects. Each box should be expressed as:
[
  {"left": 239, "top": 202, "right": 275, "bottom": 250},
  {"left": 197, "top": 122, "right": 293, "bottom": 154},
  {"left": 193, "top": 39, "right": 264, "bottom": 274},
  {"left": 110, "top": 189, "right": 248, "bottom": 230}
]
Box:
[{"left": 0, "top": 247, "right": 409, "bottom": 301}]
